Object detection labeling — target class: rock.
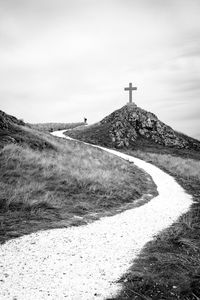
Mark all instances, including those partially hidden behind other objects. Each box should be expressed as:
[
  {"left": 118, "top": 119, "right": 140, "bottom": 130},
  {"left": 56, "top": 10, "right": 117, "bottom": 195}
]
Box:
[{"left": 100, "top": 103, "right": 190, "bottom": 149}]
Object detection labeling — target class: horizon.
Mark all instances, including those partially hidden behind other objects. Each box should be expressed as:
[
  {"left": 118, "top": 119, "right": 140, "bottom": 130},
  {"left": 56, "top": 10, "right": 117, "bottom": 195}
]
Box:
[{"left": 0, "top": 0, "right": 200, "bottom": 139}]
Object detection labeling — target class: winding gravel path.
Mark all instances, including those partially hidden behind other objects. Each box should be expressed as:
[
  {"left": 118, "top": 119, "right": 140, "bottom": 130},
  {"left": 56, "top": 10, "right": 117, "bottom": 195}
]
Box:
[{"left": 0, "top": 130, "right": 193, "bottom": 300}]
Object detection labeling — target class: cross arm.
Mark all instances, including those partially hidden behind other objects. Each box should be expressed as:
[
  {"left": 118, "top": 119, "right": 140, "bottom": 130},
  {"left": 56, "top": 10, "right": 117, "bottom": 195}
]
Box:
[{"left": 124, "top": 87, "right": 137, "bottom": 91}]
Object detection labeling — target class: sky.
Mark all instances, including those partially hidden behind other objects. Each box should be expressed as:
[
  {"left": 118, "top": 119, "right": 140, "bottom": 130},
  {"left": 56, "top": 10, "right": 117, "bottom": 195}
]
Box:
[{"left": 0, "top": 0, "right": 200, "bottom": 139}]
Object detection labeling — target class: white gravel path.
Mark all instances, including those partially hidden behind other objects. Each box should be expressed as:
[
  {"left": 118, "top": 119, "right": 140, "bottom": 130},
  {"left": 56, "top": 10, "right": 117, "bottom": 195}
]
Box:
[{"left": 0, "top": 130, "right": 193, "bottom": 300}]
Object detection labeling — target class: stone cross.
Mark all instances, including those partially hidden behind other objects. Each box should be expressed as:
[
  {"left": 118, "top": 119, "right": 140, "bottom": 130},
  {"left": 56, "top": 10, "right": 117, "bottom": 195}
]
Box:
[{"left": 124, "top": 83, "right": 137, "bottom": 103}]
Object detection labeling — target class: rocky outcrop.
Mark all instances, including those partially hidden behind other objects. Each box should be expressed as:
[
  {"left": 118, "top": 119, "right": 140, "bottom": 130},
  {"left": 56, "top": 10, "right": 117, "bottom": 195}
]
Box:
[{"left": 100, "top": 103, "right": 191, "bottom": 149}]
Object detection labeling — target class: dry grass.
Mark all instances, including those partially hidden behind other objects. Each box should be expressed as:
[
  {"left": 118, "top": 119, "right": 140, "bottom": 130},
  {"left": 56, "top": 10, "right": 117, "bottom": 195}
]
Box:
[
  {"left": 0, "top": 131, "right": 157, "bottom": 244},
  {"left": 131, "top": 151, "right": 200, "bottom": 180},
  {"left": 111, "top": 149, "right": 200, "bottom": 300}
]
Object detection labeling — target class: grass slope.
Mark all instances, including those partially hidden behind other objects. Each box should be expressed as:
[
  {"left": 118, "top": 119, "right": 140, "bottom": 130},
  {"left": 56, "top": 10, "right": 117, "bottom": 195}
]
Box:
[
  {"left": 66, "top": 122, "right": 113, "bottom": 147},
  {"left": 0, "top": 127, "right": 157, "bottom": 244},
  {"left": 0, "top": 122, "right": 56, "bottom": 150},
  {"left": 0, "top": 108, "right": 84, "bottom": 149}
]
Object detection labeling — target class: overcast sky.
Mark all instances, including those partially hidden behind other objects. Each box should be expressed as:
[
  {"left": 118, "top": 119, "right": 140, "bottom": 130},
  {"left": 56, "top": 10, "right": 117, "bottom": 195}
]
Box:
[{"left": 0, "top": 0, "right": 200, "bottom": 139}]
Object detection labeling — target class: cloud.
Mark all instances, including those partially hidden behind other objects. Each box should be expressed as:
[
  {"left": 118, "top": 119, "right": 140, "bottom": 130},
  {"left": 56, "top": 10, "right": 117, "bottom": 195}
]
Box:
[{"left": 0, "top": 0, "right": 200, "bottom": 138}]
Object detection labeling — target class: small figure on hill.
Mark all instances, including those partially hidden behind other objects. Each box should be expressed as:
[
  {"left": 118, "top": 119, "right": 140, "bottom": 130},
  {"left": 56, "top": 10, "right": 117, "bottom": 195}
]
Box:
[{"left": 84, "top": 117, "right": 87, "bottom": 124}]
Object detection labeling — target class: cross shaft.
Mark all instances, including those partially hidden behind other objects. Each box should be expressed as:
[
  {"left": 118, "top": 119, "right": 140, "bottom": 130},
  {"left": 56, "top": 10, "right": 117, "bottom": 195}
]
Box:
[{"left": 124, "top": 83, "right": 137, "bottom": 103}]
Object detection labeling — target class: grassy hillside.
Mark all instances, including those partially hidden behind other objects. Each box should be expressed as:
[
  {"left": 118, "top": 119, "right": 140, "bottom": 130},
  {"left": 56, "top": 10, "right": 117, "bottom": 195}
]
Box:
[
  {"left": 0, "top": 125, "right": 157, "bottom": 244},
  {"left": 0, "top": 112, "right": 57, "bottom": 150},
  {"left": 0, "top": 124, "right": 58, "bottom": 150},
  {"left": 28, "top": 122, "right": 85, "bottom": 132},
  {"left": 65, "top": 122, "right": 114, "bottom": 147},
  {"left": 0, "top": 109, "right": 84, "bottom": 148}
]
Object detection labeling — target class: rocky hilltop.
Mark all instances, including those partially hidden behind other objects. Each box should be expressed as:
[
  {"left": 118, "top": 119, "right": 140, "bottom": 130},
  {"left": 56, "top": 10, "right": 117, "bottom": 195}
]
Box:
[
  {"left": 67, "top": 103, "right": 200, "bottom": 151},
  {"left": 101, "top": 103, "right": 190, "bottom": 148}
]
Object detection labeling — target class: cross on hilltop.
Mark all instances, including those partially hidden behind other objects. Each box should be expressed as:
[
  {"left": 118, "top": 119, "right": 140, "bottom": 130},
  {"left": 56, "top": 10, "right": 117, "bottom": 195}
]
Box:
[{"left": 124, "top": 83, "right": 137, "bottom": 103}]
